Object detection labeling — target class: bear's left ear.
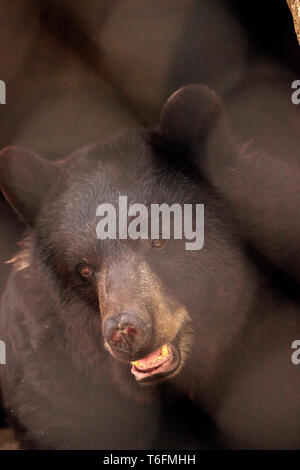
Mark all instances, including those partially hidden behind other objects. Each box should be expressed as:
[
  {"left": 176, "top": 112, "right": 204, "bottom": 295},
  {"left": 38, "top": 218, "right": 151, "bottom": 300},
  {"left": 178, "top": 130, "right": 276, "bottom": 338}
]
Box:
[
  {"left": 0, "top": 146, "right": 60, "bottom": 226},
  {"left": 158, "top": 84, "right": 236, "bottom": 172}
]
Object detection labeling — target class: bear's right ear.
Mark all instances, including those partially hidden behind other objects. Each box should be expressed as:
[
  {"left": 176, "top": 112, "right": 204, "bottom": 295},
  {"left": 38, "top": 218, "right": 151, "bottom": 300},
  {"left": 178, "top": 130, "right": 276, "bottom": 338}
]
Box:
[
  {"left": 0, "top": 146, "right": 59, "bottom": 226},
  {"left": 158, "top": 84, "right": 236, "bottom": 172}
]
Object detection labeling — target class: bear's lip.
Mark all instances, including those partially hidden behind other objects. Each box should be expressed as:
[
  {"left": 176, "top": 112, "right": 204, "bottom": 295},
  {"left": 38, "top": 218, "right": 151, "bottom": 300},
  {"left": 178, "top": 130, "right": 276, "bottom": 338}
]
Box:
[{"left": 130, "top": 343, "right": 180, "bottom": 383}]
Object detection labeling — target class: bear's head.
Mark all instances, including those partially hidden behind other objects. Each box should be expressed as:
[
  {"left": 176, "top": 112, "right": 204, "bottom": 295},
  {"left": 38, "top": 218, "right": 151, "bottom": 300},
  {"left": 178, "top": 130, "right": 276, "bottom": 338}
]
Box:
[{"left": 0, "top": 85, "right": 257, "bottom": 399}]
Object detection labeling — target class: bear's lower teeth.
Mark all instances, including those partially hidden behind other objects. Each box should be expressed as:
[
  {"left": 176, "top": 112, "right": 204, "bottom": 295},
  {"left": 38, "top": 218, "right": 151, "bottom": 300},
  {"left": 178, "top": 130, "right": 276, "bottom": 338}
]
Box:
[
  {"left": 131, "top": 344, "right": 169, "bottom": 368},
  {"left": 134, "top": 363, "right": 163, "bottom": 374}
]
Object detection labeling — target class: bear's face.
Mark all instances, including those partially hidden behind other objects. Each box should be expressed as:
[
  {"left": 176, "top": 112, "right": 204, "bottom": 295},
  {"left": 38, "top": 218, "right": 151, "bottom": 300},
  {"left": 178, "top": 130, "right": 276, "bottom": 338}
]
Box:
[
  {"left": 0, "top": 85, "right": 256, "bottom": 393},
  {"left": 34, "top": 134, "right": 253, "bottom": 389}
]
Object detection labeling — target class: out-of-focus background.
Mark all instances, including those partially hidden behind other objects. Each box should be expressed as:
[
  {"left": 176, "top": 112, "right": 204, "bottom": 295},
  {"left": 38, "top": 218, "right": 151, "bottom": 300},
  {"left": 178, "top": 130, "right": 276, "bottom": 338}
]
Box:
[{"left": 0, "top": 0, "right": 299, "bottom": 449}]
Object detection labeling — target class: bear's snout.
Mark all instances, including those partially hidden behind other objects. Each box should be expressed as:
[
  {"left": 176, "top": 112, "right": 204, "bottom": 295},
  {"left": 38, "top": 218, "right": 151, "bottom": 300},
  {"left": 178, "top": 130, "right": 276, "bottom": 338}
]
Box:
[{"left": 103, "top": 312, "right": 152, "bottom": 360}]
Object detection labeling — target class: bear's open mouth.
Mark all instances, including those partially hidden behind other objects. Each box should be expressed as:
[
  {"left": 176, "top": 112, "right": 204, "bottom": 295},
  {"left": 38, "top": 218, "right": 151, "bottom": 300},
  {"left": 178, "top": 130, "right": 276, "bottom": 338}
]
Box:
[{"left": 130, "top": 343, "right": 180, "bottom": 383}]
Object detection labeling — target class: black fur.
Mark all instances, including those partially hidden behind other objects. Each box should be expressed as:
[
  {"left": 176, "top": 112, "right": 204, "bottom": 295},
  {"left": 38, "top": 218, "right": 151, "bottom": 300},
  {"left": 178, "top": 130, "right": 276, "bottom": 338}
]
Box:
[{"left": 0, "top": 86, "right": 299, "bottom": 449}]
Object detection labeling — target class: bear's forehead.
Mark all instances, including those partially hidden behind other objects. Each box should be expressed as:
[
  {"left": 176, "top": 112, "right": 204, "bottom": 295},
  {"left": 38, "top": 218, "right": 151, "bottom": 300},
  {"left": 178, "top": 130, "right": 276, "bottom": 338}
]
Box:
[
  {"left": 41, "top": 130, "right": 213, "bottom": 254},
  {"left": 62, "top": 143, "right": 195, "bottom": 208},
  {"left": 60, "top": 168, "right": 192, "bottom": 219},
  {"left": 62, "top": 128, "right": 189, "bottom": 191}
]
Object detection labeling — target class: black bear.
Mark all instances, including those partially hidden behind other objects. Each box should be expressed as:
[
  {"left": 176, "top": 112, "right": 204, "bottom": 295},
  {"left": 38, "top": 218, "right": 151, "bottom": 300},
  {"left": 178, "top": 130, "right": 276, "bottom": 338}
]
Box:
[{"left": 0, "top": 85, "right": 299, "bottom": 449}]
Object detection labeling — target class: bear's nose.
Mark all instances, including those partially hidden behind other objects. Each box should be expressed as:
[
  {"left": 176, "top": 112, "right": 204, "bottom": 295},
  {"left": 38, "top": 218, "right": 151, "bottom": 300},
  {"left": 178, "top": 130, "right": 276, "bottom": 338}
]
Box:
[{"left": 103, "top": 312, "right": 151, "bottom": 357}]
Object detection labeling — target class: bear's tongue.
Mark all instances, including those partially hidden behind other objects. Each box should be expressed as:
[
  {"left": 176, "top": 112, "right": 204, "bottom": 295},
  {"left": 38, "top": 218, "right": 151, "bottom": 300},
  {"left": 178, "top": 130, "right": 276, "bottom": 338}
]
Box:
[{"left": 131, "top": 344, "right": 172, "bottom": 380}]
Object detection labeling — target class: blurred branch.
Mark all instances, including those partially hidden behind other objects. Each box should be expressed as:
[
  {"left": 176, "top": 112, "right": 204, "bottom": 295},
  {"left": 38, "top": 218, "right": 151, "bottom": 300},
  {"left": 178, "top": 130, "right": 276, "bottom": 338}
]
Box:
[
  {"left": 38, "top": 0, "right": 146, "bottom": 123},
  {"left": 287, "top": 0, "right": 300, "bottom": 45}
]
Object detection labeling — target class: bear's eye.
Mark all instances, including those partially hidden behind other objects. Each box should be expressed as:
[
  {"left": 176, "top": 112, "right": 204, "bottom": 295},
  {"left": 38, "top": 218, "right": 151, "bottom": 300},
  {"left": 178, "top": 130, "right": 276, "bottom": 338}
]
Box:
[
  {"left": 79, "top": 265, "right": 94, "bottom": 279},
  {"left": 151, "top": 239, "right": 166, "bottom": 249}
]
